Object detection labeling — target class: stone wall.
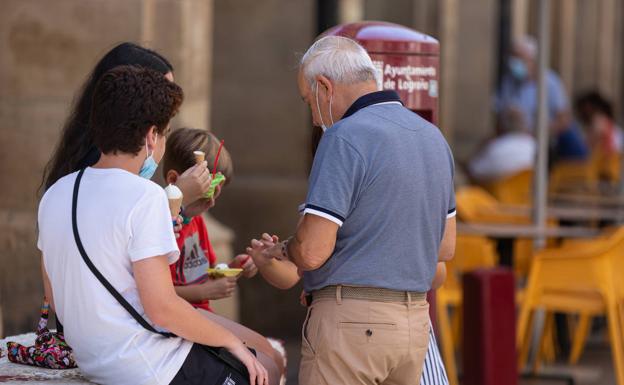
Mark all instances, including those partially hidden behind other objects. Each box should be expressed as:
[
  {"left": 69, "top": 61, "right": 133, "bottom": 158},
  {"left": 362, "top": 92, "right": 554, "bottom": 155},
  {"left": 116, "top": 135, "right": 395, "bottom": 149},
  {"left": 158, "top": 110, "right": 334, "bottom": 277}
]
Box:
[
  {"left": 210, "top": 0, "right": 315, "bottom": 337},
  {"left": 0, "top": 0, "right": 213, "bottom": 336}
]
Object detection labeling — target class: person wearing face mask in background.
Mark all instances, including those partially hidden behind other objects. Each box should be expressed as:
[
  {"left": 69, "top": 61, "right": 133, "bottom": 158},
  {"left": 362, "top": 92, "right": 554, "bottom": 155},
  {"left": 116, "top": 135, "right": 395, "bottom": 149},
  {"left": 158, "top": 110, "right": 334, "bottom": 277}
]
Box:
[{"left": 496, "top": 36, "right": 588, "bottom": 162}]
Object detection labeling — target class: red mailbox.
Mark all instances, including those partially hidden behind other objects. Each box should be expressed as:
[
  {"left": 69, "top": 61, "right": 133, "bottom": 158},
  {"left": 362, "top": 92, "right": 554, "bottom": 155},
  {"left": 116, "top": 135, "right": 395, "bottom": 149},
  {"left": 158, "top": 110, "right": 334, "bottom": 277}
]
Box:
[{"left": 324, "top": 21, "right": 440, "bottom": 125}]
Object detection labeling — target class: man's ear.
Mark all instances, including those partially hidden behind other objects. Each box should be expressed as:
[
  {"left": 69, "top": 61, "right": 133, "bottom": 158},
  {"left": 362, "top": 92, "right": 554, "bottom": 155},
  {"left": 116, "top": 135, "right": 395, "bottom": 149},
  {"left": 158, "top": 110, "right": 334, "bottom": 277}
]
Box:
[
  {"left": 165, "top": 169, "right": 180, "bottom": 185},
  {"left": 315, "top": 75, "right": 333, "bottom": 98}
]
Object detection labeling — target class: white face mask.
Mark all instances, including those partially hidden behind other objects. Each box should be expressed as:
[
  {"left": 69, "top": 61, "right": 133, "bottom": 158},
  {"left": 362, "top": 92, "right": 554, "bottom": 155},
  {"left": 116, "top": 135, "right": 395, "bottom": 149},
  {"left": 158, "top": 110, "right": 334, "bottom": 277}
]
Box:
[{"left": 315, "top": 81, "right": 334, "bottom": 132}]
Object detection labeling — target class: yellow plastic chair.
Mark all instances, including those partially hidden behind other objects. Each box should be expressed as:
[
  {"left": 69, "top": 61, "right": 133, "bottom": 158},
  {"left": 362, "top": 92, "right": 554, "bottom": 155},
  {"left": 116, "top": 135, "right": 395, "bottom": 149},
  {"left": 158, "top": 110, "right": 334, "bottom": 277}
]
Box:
[
  {"left": 549, "top": 160, "right": 598, "bottom": 194},
  {"left": 592, "top": 151, "right": 621, "bottom": 186},
  {"left": 455, "top": 186, "right": 529, "bottom": 225},
  {"left": 455, "top": 185, "right": 546, "bottom": 279},
  {"left": 517, "top": 227, "right": 624, "bottom": 384},
  {"left": 562, "top": 226, "right": 623, "bottom": 365},
  {"left": 437, "top": 235, "right": 499, "bottom": 385},
  {"left": 484, "top": 169, "right": 533, "bottom": 205}
]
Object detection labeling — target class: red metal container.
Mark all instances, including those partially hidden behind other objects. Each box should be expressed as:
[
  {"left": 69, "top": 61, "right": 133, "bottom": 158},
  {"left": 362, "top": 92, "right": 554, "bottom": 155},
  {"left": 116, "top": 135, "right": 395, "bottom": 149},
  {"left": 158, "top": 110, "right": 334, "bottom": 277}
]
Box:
[{"left": 324, "top": 21, "right": 440, "bottom": 125}]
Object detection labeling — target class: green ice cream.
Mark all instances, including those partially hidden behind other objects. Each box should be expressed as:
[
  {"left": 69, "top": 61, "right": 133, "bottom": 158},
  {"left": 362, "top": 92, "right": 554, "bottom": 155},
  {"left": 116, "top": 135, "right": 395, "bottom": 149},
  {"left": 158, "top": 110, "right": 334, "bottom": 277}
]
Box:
[{"left": 204, "top": 173, "right": 226, "bottom": 199}]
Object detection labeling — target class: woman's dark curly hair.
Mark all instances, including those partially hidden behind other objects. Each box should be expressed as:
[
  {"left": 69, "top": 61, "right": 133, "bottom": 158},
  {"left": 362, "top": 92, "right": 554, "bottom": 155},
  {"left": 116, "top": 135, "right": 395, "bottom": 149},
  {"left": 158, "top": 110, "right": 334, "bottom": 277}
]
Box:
[
  {"left": 40, "top": 42, "right": 173, "bottom": 192},
  {"left": 91, "top": 66, "right": 183, "bottom": 155}
]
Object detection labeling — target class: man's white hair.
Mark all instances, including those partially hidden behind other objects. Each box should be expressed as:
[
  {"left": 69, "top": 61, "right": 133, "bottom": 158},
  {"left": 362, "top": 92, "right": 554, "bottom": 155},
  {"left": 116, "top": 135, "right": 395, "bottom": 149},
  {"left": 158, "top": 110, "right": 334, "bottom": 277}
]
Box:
[
  {"left": 300, "top": 36, "right": 379, "bottom": 87},
  {"left": 513, "top": 35, "right": 538, "bottom": 59}
]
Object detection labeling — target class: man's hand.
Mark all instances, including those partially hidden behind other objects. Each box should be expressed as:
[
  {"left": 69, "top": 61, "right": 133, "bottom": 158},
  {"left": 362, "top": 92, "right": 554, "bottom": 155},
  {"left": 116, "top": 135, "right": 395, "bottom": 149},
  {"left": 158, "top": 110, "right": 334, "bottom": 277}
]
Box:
[
  {"left": 246, "top": 234, "right": 284, "bottom": 268},
  {"left": 176, "top": 161, "right": 212, "bottom": 206},
  {"left": 201, "top": 276, "right": 238, "bottom": 300}
]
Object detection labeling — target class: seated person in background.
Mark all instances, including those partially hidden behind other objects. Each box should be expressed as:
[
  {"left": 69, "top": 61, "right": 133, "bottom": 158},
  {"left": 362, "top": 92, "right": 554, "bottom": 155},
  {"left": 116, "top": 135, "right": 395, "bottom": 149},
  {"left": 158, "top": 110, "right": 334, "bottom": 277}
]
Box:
[
  {"left": 575, "top": 92, "right": 623, "bottom": 182},
  {"left": 496, "top": 35, "right": 587, "bottom": 161},
  {"left": 466, "top": 108, "right": 536, "bottom": 183},
  {"left": 575, "top": 92, "right": 623, "bottom": 158},
  {"left": 161, "top": 127, "right": 258, "bottom": 311}
]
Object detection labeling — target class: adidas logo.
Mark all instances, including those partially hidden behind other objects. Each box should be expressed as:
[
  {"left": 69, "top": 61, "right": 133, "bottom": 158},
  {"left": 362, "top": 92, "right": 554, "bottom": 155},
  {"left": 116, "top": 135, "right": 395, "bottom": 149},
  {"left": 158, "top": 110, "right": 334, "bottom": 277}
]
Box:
[{"left": 222, "top": 374, "right": 236, "bottom": 385}]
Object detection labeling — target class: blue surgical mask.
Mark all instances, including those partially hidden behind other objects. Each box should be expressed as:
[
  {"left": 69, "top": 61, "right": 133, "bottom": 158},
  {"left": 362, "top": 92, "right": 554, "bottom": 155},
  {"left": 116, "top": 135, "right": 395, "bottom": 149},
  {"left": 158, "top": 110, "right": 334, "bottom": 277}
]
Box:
[
  {"left": 509, "top": 57, "right": 528, "bottom": 81},
  {"left": 315, "top": 81, "right": 334, "bottom": 132},
  {"left": 139, "top": 136, "right": 158, "bottom": 179}
]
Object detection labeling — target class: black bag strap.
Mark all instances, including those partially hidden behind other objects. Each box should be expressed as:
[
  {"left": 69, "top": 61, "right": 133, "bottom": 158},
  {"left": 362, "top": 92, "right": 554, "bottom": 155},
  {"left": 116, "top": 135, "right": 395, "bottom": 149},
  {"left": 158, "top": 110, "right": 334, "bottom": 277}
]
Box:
[
  {"left": 72, "top": 168, "right": 175, "bottom": 338},
  {"left": 71, "top": 169, "right": 253, "bottom": 379}
]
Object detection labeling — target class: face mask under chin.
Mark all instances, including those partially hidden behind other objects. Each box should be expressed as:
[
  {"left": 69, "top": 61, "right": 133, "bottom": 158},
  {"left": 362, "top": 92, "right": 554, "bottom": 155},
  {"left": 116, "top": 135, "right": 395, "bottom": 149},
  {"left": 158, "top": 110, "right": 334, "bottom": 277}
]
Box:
[{"left": 139, "top": 136, "right": 159, "bottom": 179}]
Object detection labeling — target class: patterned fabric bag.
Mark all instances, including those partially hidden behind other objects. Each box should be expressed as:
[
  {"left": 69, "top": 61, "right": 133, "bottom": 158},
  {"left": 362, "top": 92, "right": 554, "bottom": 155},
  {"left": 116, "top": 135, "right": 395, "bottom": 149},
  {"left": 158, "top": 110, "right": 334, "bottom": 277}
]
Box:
[{"left": 6, "top": 299, "right": 77, "bottom": 369}]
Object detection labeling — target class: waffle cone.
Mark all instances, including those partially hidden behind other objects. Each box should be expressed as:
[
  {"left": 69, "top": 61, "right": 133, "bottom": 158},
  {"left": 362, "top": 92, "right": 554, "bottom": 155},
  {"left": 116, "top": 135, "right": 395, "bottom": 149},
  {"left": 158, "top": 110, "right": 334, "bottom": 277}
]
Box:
[
  {"left": 193, "top": 151, "right": 205, "bottom": 164},
  {"left": 168, "top": 197, "right": 183, "bottom": 217}
]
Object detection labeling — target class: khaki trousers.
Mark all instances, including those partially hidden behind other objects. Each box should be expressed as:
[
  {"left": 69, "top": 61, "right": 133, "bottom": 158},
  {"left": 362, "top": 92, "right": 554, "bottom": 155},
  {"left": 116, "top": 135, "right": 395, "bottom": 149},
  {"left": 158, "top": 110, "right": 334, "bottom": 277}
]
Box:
[{"left": 298, "top": 287, "right": 430, "bottom": 385}]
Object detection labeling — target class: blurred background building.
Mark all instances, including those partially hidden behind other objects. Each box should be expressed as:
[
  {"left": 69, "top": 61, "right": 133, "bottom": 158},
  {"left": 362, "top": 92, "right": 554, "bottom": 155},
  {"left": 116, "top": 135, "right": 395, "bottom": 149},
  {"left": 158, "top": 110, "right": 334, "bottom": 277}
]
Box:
[{"left": 1, "top": 0, "right": 623, "bottom": 342}]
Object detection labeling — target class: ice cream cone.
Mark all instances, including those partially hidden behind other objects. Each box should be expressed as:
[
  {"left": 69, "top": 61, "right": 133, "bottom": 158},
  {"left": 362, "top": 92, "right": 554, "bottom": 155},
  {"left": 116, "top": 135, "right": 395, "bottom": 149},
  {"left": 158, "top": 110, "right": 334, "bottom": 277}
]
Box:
[
  {"left": 168, "top": 197, "right": 183, "bottom": 217},
  {"left": 164, "top": 184, "right": 184, "bottom": 217},
  {"left": 193, "top": 150, "right": 205, "bottom": 164}
]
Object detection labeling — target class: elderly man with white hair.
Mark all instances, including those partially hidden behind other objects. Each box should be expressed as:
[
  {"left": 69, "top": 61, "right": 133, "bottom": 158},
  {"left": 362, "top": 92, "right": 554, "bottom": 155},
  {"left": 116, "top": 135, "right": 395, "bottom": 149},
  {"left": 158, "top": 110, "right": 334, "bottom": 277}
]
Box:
[{"left": 248, "top": 36, "right": 456, "bottom": 385}]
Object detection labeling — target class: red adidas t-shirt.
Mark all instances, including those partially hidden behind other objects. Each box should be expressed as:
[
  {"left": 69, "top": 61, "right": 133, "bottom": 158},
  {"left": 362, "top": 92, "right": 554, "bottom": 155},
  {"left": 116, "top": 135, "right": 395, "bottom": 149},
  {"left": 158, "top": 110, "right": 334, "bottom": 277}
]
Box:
[{"left": 170, "top": 215, "right": 216, "bottom": 311}]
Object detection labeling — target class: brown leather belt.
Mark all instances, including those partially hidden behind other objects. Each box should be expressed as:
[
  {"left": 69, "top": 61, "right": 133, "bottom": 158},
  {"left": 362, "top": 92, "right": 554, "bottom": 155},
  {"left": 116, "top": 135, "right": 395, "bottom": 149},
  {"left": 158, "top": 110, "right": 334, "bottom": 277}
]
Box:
[{"left": 310, "top": 285, "right": 427, "bottom": 304}]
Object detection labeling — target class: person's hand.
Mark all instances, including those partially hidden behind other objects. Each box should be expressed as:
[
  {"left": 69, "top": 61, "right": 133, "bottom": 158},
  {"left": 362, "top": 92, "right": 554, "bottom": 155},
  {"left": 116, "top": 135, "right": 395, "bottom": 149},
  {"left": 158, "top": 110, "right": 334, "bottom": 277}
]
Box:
[
  {"left": 226, "top": 341, "right": 268, "bottom": 385},
  {"left": 176, "top": 161, "right": 212, "bottom": 206},
  {"left": 201, "top": 276, "right": 238, "bottom": 300},
  {"left": 246, "top": 233, "right": 282, "bottom": 267},
  {"left": 231, "top": 254, "right": 258, "bottom": 278},
  {"left": 172, "top": 215, "right": 183, "bottom": 239},
  {"left": 182, "top": 184, "right": 224, "bottom": 217}
]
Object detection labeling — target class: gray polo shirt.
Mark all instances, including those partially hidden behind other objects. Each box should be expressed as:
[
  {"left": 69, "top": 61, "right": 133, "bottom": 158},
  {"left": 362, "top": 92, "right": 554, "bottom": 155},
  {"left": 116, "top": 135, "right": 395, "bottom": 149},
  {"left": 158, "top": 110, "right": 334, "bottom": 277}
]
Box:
[{"left": 302, "top": 90, "right": 455, "bottom": 293}]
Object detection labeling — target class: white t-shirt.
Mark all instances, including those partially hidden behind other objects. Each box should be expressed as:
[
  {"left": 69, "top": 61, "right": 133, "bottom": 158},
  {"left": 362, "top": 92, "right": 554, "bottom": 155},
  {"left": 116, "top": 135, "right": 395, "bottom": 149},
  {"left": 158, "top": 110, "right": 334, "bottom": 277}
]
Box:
[
  {"left": 468, "top": 133, "right": 536, "bottom": 181},
  {"left": 38, "top": 167, "right": 192, "bottom": 385}
]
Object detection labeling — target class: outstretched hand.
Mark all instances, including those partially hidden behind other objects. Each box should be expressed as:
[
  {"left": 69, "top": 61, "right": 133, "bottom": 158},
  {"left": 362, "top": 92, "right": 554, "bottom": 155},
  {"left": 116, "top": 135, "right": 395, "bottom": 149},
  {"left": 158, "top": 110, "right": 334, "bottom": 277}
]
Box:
[{"left": 246, "top": 233, "right": 284, "bottom": 267}]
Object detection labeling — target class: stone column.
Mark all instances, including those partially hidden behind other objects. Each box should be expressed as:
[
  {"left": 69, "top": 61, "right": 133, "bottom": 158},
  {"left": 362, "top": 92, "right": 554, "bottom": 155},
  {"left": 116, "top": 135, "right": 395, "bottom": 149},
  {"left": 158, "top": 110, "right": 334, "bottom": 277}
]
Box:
[
  {"left": 511, "top": 0, "right": 529, "bottom": 40},
  {"left": 339, "top": 0, "right": 364, "bottom": 23},
  {"left": 597, "top": 0, "right": 617, "bottom": 101},
  {"left": 446, "top": 0, "right": 498, "bottom": 161},
  {"left": 439, "top": 0, "right": 459, "bottom": 142},
  {"left": 557, "top": 0, "right": 576, "bottom": 93}
]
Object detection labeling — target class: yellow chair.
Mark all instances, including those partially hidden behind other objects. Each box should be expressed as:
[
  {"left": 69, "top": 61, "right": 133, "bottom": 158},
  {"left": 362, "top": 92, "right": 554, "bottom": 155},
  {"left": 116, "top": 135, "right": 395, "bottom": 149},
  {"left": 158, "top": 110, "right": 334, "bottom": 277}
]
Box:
[
  {"left": 562, "top": 226, "right": 623, "bottom": 365},
  {"left": 549, "top": 160, "right": 598, "bottom": 194},
  {"left": 592, "top": 151, "right": 621, "bottom": 186},
  {"left": 484, "top": 169, "right": 533, "bottom": 205},
  {"left": 437, "top": 235, "right": 499, "bottom": 385},
  {"left": 455, "top": 186, "right": 528, "bottom": 225},
  {"left": 517, "top": 227, "right": 624, "bottom": 384},
  {"left": 455, "top": 185, "right": 544, "bottom": 279}
]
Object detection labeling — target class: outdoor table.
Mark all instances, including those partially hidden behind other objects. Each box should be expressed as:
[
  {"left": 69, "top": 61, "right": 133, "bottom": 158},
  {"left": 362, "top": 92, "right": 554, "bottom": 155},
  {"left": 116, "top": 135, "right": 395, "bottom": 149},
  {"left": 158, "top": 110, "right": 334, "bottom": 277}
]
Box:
[
  {"left": 492, "top": 204, "right": 624, "bottom": 222},
  {"left": 457, "top": 222, "right": 601, "bottom": 239},
  {"left": 550, "top": 192, "right": 624, "bottom": 207}
]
